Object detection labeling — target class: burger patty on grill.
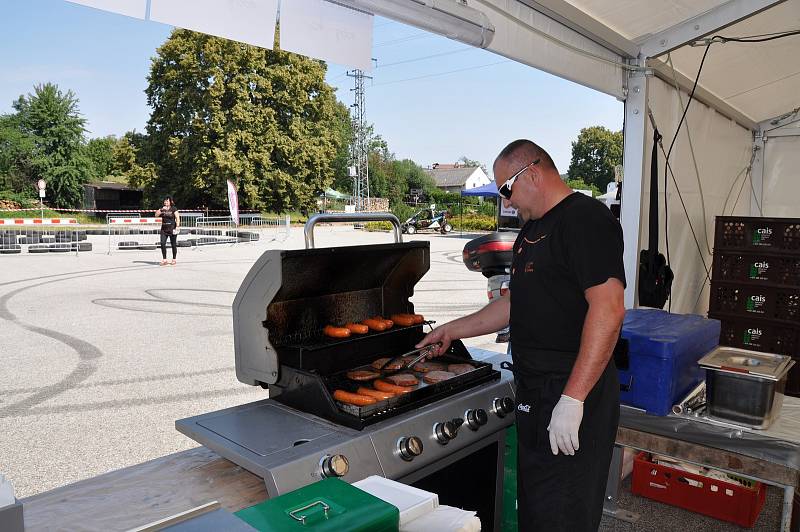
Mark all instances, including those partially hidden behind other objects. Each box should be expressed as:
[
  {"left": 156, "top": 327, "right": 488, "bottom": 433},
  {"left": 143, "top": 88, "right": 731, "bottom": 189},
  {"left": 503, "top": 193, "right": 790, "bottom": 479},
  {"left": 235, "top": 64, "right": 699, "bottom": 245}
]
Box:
[{"left": 423, "top": 370, "right": 456, "bottom": 384}]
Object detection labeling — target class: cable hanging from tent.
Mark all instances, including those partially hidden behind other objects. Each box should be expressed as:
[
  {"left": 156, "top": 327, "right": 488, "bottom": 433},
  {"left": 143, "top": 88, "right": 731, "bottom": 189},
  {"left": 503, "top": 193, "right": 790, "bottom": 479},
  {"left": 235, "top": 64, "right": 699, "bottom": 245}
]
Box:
[{"left": 691, "top": 28, "right": 800, "bottom": 46}]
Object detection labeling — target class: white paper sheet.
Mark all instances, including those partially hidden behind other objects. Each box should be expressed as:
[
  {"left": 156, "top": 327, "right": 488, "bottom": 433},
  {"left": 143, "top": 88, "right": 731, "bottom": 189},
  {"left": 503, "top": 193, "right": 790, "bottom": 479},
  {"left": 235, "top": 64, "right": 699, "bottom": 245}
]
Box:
[
  {"left": 280, "top": 0, "right": 373, "bottom": 70},
  {"left": 66, "top": 0, "right": 147, "bottom": 19},
  {"left": 149, "top": 0, "right": 278, "bottom": 50}
]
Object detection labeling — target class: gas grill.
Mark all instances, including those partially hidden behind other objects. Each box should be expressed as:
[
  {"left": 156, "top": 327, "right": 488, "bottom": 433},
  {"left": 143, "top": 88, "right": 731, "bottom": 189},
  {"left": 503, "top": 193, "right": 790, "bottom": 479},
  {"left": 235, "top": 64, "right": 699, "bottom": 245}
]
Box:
[{"left": 177, "top": 213, "right": 515, "bottom": 530}]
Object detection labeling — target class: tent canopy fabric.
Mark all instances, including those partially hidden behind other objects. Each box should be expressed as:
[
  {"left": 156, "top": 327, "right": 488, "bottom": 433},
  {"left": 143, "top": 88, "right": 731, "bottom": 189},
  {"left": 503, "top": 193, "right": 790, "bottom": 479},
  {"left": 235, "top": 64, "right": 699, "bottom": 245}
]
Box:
[{"left": 461, "top": 181, "right": 500, "bottom": 197}]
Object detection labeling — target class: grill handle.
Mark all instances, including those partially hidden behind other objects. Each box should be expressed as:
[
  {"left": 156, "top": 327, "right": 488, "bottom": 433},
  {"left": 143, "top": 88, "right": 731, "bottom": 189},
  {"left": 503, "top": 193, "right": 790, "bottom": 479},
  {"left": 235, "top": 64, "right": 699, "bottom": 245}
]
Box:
[{"left": 304, "top": 213, "right": 403, "bottom": 248}]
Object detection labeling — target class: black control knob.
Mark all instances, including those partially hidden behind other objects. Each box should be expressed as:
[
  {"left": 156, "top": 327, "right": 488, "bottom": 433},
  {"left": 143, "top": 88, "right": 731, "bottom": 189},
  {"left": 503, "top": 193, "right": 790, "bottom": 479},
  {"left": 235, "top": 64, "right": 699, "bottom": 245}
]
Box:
[
  {"left": 493, "top": 397, "right": 515, "bottom": 418},
  {"left": 465, "top": 408, "right": 488, "bottom": 430},
  {"left": 320, "top": 454, "right": 349, "bottom": 478},
  {"left": 434, "top": 421, "right": 457, "bottom": 444},
  {"left": 398, "top": 436, "right": 424, "bottom": 461}
]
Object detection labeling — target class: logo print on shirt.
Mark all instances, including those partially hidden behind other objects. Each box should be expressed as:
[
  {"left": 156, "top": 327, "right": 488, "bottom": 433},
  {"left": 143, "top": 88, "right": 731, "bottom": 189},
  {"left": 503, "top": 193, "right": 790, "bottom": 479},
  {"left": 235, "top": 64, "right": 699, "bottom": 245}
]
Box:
[
  {"left": 517, "top": 403, "right": 531, "bottom": 413},
  {"left": 523, "top": 234, "right": 547, "bottom": 245},
  {"left": 524, "top": 262, "right": 534, "bottom": 273}
]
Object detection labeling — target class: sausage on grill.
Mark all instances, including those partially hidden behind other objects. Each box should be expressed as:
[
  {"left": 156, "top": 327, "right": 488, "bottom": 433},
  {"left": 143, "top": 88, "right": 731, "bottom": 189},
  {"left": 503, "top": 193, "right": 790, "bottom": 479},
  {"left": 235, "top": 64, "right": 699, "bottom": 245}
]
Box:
[
  {"left": 374, "top": 379, "right": 414, "bottom": 394},
  {"left": 324, "top": 325, "right": 351, "bottom": 338},
  {"left": 372, "top": 316, "right": 394, "bottom": 328},
  {"left": 345, "top": 322, "right": 369, "bottom": 334},
  {"left": 357, "top": 387, "right": 394, "bottom": 400},
  {"left": 390, "top": 314, "right": 416, "bottom": 327},
  {"left": 333, "top": 389, "right": 377, "bottom": 406},
  {"left": 362, "top": 318, "right": 388, "bottom": 332}
]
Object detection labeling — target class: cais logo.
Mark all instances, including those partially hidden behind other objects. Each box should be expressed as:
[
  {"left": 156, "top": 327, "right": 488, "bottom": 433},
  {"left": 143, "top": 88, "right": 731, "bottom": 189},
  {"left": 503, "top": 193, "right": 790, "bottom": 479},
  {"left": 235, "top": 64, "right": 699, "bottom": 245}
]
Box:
[
  {"left": 750, "top": 295, "right": 766, "bottom": 303},
  {"left": 754, "top": 262, "right": 769, "bottom": 269},
  {"left": 517, "top": 403, "right": 531, "bottom": 413},
  {"left": 757, "top": 228, "right": 773, "bottom": 235},
  {"left": 747, "top": 328, "right": 763, "bottom": 335}
]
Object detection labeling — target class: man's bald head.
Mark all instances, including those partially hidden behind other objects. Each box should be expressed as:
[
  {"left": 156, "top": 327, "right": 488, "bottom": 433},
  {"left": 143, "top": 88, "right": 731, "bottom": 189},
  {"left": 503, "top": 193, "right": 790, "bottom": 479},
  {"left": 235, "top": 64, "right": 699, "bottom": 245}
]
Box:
[{"left": 493, "top": 139, "right": 558, "bottom": 177}]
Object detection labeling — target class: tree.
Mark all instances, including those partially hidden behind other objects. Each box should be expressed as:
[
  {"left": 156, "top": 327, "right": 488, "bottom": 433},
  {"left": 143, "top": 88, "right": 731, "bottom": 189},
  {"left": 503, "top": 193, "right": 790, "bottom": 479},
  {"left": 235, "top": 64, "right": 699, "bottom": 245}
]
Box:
[
  {"left": 566, "top": 126, "right": 623, "bottom": 191},
  {"left": 564, "top": 177, "right": 601, "bottom": 197},
  {"left": 110, "top": 133, "right": 157, "bottom": 190},
  {"left": 83, "top": 135, "right": 117, "bottom": 181},
  {"left": 11, "top": 83, "right": 91, "bottom": 208},
  {"left": 457, "top": 156, "right": 487, "bottom": 174},
  {"left": 143, "top": 29, "right": 347, "bottom": 212},
  {"left": 0, "top": 113, "right": 36, "bottom": 195}
]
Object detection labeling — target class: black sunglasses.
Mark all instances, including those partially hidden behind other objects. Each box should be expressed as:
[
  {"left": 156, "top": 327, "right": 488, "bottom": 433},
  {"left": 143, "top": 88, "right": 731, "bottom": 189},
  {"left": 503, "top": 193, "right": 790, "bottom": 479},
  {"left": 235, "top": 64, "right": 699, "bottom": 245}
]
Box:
[{"left": 498, "top": 158, "right": 540, "bottom": 200}]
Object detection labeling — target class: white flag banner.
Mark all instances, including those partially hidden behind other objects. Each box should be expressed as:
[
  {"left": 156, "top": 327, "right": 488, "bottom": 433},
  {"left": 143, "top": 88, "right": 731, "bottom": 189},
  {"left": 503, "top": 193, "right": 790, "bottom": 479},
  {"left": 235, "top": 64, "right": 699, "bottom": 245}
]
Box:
[
  {"left": 280, "top": 0, "right": 373, "bottom": 71},
  {"left": 227, "top": 179, "right": 240, "bottom": 227},
  {"left": 66, "top": 0, "right": 147, "bottom": 19},
  {"left": 149, "top": 0, "right": 278, "bottom": 50}
]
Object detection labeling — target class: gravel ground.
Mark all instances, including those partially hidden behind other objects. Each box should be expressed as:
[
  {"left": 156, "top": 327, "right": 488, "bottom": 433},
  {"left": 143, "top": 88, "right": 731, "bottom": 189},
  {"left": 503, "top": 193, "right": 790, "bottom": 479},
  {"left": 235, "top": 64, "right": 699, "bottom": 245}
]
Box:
[{"left": 0, "top": 225, "right": 503, "bottom": 497}]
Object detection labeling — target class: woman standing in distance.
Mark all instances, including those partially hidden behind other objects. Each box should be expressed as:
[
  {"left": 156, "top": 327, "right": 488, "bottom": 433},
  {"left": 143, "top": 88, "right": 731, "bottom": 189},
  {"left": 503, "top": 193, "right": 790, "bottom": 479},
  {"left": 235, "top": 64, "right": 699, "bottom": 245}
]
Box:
[{"left": 155, "top": 197, "right": 180, "bottom": 266}]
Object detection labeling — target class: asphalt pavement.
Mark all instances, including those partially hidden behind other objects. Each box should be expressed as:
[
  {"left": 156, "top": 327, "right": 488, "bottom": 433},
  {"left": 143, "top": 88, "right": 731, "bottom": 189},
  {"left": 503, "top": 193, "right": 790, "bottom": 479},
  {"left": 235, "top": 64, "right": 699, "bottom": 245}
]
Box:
[{"left": 0, "top": 225, "right": 502, "bottom": 497}]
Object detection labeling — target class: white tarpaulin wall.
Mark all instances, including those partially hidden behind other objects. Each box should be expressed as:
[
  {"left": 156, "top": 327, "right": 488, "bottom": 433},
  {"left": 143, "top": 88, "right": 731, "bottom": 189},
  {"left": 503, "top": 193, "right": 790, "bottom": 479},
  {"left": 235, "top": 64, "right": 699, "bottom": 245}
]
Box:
[
  {"left": 762, "top": 123, "right": 800, "bottom": 217},
  {"left": 643, "top": 77, "right": 754, "bottom": 314}
]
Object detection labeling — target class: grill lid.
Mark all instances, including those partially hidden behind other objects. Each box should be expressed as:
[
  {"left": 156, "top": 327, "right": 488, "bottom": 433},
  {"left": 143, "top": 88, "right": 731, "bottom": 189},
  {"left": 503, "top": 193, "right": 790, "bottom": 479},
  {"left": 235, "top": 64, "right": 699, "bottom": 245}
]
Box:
[
  {"left": 698, "top": 346, "right": 793, "bottom": 380},
  {"left": 233, "top": 241, "right": 430, "bottom": 386}
]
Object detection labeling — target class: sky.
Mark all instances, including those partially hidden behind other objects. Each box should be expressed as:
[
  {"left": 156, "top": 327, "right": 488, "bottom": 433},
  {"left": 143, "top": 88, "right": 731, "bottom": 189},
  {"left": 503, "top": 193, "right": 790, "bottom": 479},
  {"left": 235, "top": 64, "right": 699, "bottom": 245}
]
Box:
[{"left": 0, "top": 0, "right": 624, "bottom": 177}]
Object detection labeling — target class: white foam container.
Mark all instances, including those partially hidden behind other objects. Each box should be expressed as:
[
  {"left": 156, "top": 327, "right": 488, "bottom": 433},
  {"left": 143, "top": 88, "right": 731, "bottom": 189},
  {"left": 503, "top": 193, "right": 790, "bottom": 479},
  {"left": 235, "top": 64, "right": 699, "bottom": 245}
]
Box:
[{"left": 353, "top": 475, "right": 438, "bottom": 525}]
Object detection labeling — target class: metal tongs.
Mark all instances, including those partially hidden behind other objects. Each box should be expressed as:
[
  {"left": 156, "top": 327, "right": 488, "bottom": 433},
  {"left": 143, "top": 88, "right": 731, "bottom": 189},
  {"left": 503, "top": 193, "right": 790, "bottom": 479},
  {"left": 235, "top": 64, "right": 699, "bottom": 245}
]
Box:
[{"left": 380, "top": 342, "right": 444, "bottom": 376}]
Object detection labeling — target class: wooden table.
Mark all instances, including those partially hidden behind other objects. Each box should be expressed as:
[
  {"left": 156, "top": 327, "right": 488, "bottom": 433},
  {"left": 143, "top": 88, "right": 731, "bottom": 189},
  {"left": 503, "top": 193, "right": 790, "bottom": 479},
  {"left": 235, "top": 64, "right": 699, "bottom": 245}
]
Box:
[{"left": 22, "top": 447, "right": 266, "bottom": 532}]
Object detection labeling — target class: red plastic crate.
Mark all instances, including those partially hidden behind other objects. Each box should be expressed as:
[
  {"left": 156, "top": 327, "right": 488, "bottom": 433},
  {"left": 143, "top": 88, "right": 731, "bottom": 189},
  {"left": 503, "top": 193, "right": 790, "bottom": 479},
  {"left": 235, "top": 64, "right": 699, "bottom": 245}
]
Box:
[{"left": 631, "top": 452, "right": 767, "bottom": 528}]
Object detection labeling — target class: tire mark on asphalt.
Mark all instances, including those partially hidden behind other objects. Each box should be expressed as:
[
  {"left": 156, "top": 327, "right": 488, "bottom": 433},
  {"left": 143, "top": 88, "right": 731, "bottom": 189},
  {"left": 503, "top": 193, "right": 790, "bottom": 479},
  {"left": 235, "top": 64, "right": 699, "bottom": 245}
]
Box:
[
  {"left": 4, "top": 387, "right": 259, "bottom": 418},
  {"left": 0, "top": 262, "right": 246, "bottom": 417},
  {"left": 0, "top": 279, "right": 105, "bottom": 418},
  {"left": 0, "top": 366, "right": 236, "bottom": 395},
  {"left": 91, "top": 298, "right": 231, "bottom": 316}
]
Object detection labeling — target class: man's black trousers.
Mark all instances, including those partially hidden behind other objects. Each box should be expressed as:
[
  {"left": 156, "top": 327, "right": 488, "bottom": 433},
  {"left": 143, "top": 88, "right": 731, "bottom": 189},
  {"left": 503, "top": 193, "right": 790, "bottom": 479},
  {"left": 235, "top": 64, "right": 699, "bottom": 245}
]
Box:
[{"left": 514, "top": 364, "right": 619, "bottom": 531}]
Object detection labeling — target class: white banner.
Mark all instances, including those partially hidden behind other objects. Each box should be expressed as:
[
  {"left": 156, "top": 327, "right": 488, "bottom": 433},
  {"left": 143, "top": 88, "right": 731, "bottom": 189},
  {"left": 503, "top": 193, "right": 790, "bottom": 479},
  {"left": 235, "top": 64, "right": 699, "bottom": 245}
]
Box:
[
  {"left": 149, "top": 0, "right": 278, "bottom": 50},
  {"left": 500, "top": 203, "right": 517, "bottom": 217},
  {"left": 280, "top": 0, "right": 373, "bottom": 71},
  {"left": 227, "top": 179, "right": 240, "bottom": 227},
  {"left": 66, "top": 0, "right": 147, "bottom": 19}
]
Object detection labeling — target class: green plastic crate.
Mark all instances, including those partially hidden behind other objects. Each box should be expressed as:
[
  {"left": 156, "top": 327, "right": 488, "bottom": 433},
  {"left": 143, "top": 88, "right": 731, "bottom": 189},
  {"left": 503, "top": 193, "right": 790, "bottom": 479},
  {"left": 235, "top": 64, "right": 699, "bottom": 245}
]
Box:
[{"left": 235, "top": 478, "right": 399, "bottom": 532}]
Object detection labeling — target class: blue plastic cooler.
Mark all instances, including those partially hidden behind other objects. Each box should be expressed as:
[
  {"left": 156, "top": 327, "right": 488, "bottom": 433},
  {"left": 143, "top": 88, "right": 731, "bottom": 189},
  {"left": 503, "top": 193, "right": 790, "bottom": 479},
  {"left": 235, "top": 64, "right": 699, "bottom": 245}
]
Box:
[{"left": 618, "top": 309, "right": 720, "bottom": 415}]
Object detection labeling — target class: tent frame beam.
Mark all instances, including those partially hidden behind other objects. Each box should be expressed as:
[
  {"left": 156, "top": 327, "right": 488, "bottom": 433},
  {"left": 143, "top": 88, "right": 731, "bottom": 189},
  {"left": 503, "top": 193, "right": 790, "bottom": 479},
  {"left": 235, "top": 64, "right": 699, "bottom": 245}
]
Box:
[
  {"left": 620, "top": 65, "right": 649, "bottom": 308},
  {"left": 638, "top": 0, "right": 786, "bottom": 59},
  {"left": 515, "top": 0, "right": 639, "bottom": 58}
]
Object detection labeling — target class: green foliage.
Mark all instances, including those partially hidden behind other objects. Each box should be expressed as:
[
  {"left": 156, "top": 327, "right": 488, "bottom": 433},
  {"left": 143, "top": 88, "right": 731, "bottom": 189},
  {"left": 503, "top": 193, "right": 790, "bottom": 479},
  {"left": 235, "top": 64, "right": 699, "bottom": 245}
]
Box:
[
  {"left": 12, "top": 83, "right": 91, "bottom": 207},
  {"left": 83, "top": 135, "right": 117, "bottom": 181},
  {"left": 390, "top": 202, "right": 416, "bottom": 223},
  {"left": 564, "top": 177, "right": 601, "bottom": 197},
  {"left": 451, "top": 213, "right": 496, "bottom": 231},
  {"left": 111, "top": 133, "right": 157, "bottom": 189},
  {"left": 457, "top": 156, "right": 487, "bottom": 174},
  {"left": 566, "top": 126, "right": 622, "bottom": 191},
  {"left": 0, "top": 114, "right": 36, "bottom": 194},
  {"left": 143, "top": 29, "right": 346, "bottom": 212},
  {"left": 0, "top": 189, "right": 36, "bottom": 208}
]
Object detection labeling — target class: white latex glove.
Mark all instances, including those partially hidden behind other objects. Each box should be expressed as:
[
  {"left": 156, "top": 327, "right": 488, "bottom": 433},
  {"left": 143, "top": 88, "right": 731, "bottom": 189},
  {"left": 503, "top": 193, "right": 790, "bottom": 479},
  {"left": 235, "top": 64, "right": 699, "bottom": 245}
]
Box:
[{"left": 547, "top": 394, "right": 584, "bottom": 456}]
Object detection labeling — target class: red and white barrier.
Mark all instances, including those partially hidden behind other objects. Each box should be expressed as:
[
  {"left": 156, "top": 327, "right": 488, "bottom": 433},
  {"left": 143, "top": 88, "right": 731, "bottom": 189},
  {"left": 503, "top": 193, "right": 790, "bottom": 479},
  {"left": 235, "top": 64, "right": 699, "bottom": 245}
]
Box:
[
  {"left": 108, "top": 217, "right": 162, "bottom": 224},
  {"left": 0, "top": 218, "right": 78, "bottom": 225}
]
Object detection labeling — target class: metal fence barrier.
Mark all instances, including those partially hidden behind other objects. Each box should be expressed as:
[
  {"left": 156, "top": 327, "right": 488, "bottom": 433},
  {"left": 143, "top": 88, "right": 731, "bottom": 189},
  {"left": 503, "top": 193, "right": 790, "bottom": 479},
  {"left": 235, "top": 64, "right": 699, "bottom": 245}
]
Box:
[{"left": 1, "top": 213, "right": 291, "bottom": 257}]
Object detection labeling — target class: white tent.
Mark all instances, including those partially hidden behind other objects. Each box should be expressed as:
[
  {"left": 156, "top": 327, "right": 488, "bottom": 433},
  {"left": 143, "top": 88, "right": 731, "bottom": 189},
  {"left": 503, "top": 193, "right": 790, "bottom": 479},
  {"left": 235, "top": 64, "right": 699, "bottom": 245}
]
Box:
[
  {"left": 422, "top": 0, "right": 800, "bottom": 312},
  {"left": 67, "top": 0, "right": 800, "bottom": 312}
]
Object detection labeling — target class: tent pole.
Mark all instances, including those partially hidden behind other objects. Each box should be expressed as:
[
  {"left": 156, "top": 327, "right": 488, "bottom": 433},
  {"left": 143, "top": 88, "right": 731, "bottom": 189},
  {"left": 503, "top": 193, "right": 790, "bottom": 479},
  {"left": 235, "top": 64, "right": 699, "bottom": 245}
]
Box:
[{"left": 620, "top": 65, "right": 649, "bottom": 309}]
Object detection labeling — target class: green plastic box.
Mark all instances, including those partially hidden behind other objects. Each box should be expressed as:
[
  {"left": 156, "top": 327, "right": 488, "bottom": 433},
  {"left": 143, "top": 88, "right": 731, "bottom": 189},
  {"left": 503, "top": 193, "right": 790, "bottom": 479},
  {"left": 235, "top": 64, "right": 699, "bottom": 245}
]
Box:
[{"left": 235, "top": 478, "right": 399, "bottom": 532}]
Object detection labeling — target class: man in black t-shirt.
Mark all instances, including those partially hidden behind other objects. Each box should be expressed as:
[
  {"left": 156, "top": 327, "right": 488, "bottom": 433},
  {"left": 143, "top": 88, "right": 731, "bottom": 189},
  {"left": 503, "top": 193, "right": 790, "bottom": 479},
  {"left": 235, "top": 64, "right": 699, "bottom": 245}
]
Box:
[{"left": 417, "top": 139, "right": 625, "bottom": 531}]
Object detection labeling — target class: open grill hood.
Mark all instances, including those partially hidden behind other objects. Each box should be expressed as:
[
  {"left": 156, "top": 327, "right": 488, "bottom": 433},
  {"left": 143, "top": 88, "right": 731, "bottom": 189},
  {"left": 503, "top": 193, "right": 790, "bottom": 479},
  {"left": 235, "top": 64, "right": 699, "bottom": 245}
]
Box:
[{"left": 233, "top": 241, "right": 430, "bottom": 386}]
